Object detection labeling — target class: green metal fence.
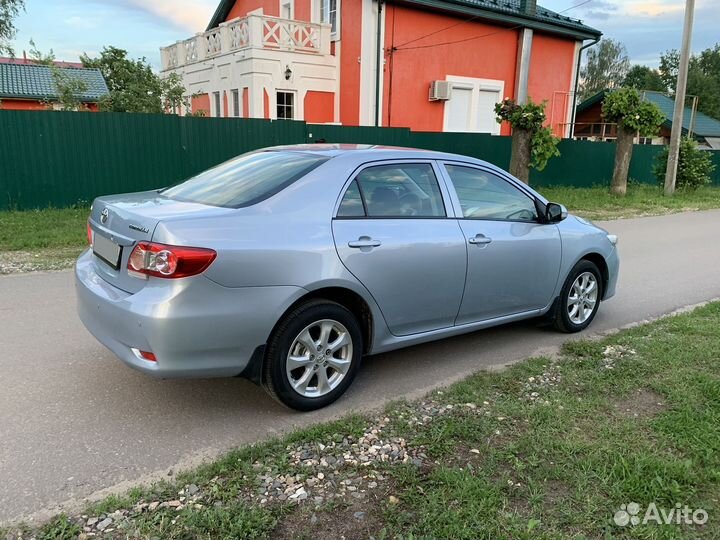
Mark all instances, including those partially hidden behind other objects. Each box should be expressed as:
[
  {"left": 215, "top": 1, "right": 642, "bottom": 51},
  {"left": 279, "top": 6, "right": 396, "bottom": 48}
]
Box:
[{"left": 1, "top": 110, "right": 718, "bottom": 210}]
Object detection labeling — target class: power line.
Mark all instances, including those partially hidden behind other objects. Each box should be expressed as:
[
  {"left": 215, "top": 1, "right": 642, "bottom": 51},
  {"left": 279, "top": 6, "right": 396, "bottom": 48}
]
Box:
[
  {"left": 393, "top": 15, "right": 481, "bottom": 49},
  {"left": 394, "top": 0, "right": 595, "bottom": 52}
]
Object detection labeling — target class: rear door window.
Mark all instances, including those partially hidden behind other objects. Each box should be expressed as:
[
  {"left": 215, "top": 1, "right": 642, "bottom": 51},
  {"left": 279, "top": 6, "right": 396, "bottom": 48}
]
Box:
[
  {"left": 337, "top": 163, "right": 446, "bottom": 218},
  {"left": 337, "top": 180, "right": 366, "bottom": 217},
  {"left": 162, "top": 151, "right": 328, "bottom": 208}
]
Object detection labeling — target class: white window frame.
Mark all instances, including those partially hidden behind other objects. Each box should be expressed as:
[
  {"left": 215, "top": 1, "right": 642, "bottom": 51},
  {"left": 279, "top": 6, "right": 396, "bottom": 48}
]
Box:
[
  {"left": 442, "top": 76, "right": 504, "bottom": 135},
  {"left": 212, "top": 91, "right": 222, "bottom": 118},
  {"left": 279, "top": 0, "right": 294, "bottom": 19},
  {"left": 276, "top": 90, "right": 296, "bottom": 120},
  {"left": 318, "top": 0, "right": 340, "bottom": 39},
  {"left": 231, "top": 89, "right": 240, "bottom": 117}
]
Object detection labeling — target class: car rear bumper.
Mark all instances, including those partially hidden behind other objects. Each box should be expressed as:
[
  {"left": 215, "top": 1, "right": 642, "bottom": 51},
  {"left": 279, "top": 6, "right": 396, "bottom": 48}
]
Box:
[{"left": 75, "top": 249, "right": 306, "bottom": 378}]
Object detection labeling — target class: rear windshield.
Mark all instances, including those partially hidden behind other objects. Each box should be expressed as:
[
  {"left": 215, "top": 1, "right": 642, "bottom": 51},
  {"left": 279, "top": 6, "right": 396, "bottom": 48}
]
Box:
[{"left": 162, "top": 151, "right": 328, "bottom": 208}]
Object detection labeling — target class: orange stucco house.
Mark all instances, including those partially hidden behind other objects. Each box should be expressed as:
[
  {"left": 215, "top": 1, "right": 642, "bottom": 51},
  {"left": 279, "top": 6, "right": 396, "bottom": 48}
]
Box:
[{"left": 161, "top": 0, "right": 601, "bottom": 137}]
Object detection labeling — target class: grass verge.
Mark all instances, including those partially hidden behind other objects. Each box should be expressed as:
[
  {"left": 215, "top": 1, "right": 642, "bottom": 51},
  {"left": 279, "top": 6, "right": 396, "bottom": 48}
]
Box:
[
  {"left": 4, "top": 302, "right": 720, "bottom": 539},
  {"left": 0, "top": 207, "right": 88, "bottom": 274},
  {"left": 538, "top": 184, "right": 720, "bottom": 221}
]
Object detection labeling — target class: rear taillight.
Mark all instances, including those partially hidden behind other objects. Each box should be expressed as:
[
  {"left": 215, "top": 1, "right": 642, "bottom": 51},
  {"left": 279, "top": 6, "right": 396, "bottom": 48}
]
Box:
[
  {"left": 127, "top": 242, "right": 216, "bottom": 279},
  {"left": 87, "top": 221, "right": 93, "bottom": 246}
]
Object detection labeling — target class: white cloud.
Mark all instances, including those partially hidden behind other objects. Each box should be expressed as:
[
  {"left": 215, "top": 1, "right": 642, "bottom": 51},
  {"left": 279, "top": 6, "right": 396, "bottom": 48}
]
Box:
[
  {"left": 122, "top": 0, "right": 216, "bottom": 32},
  {"left": 546, "top": 0, "right": 719, "bottom": 66}
]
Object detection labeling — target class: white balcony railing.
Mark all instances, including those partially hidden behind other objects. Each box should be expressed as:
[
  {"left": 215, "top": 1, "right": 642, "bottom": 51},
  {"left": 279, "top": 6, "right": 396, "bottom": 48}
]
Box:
[{"left": 161, "top": 15, "right": 331, "bottom": 71}]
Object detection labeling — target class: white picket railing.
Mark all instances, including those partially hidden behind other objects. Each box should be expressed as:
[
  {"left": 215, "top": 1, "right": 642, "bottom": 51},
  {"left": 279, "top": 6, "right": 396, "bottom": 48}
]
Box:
[{"left": 161, "top": 15, "right": 331, "bottom": 71}]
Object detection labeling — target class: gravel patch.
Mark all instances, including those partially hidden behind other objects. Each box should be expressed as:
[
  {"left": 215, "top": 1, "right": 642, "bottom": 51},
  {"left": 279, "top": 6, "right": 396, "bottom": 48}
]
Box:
[{"left": 0, "top": 248, "right": 81, "bottom": 274}]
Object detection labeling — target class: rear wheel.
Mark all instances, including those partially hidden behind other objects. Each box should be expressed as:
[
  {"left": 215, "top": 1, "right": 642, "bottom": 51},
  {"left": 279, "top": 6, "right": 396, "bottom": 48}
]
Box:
[
  {"left": 552, "top": 260, "right": 603, "bottom": 333},
  {"left": 263, "top": 300, "right": 363, "bottom": 411}
]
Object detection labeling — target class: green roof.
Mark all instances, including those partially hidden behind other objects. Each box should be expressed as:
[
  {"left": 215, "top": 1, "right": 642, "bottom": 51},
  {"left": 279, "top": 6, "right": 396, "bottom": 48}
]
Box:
[
  {"left": 577, "top": 89, "right": 720, "bottom": 139},
  {"left": 0, "top": 63, "right": 109, "bottom": 102},
  {"left": 207, "top": 0, "right": 601, "bottom": 40},
  {"left": 642, "top": 90, "right": 720, "bottom": 139}
]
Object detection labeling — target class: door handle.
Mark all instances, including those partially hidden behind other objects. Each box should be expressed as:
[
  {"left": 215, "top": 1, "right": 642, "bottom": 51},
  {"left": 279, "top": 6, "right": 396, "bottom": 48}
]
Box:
[
  {"left": 468, "top": 234, "right": 492, "bottom": 245},
  {"left": 348, "top": 236, "right": 382, "bottom": 249}
]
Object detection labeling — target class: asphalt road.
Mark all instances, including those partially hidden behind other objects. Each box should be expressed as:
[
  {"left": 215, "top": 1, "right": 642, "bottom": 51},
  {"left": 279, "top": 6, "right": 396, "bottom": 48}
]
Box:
[{"left": 2, "top": 210, "right": 720, "bottom": 524}]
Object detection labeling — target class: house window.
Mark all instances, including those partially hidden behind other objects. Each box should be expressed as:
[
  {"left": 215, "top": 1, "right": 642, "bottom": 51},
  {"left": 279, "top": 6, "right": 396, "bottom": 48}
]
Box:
[
  {"left": 213, "top": 91, "right": 221, "bottom": 118},
  {"left": 443, "top": 77, "right": 504, "bottom": 135},
  {"left": 280, "top": 0, "right": 294, "bottom": 19},
  {"left": 320, "top": 0, "right": 339, "bottom": 37},
  {"left": 232, "top": 89, "right": 240, "bottom": 117},
  {"left": 277, "top": 91, "right": 295, "bottom": 120}
]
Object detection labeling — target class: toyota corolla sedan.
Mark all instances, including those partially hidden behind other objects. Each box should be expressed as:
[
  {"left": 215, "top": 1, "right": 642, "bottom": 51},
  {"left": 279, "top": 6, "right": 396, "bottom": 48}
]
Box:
[{"left": 76, "top": 145, "right": 619, "bottom": 410}]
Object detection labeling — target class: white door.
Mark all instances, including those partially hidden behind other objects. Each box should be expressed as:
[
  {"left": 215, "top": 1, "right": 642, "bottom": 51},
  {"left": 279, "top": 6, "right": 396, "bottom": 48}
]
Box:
[
  {"left": 445, "top": 86, "right": 472, "bottom": 132},
  {"left": 477, "top": 89, "right": 500, "bottom": 133}
]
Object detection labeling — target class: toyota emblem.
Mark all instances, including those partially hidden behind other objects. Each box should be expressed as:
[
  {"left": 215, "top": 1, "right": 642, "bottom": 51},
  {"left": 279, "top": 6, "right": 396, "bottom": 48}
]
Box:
[{"left": 100, "top": 208, "right": 109, "bottom": 224}]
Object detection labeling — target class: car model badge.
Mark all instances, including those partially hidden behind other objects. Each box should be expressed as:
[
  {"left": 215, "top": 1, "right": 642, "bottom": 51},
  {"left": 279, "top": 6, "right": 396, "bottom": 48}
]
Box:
[
  {"left": 100, "top": 208, "right": 109, "bottom": 224},
  {"left": 129, "top": 224, "right": 150, "bottom": 234}
]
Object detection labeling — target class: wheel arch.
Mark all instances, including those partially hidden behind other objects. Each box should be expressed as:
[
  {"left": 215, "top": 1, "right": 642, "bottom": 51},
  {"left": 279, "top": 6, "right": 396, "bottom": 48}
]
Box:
[
  {"left": 578, "top": 252, "right": 609, "bottom": 299},
  {"left": 273, "top": 285, "right": 375, "bottom": 356}
]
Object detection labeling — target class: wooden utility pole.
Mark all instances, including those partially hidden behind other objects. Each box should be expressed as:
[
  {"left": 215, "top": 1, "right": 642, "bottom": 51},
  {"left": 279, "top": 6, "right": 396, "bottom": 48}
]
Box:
[{"left": 664, "top": 0, "right": 695, "bottom": 195}]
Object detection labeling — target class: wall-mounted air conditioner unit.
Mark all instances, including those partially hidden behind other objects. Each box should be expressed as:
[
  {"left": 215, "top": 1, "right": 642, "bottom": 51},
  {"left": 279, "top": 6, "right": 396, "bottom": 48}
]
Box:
[{"left": 429, "top": 81, "right": 452, "bottom": 101}]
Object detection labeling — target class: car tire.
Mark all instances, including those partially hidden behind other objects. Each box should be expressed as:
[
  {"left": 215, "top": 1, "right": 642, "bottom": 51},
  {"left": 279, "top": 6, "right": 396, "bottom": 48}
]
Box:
[
  {"left": 262, "top": 300, "right": 363, "bottom": 411},
  {"left": 552, "top": 260, "right": 603, "bottom": 333}
]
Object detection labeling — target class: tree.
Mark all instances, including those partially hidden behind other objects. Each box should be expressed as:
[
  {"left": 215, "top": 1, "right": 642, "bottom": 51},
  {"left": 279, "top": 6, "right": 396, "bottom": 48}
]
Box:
[
  {"left": 602, "top": 88, "right": 665, "bottom": 196},
  {"left": 495, "top": 99, "right": 560, "bottom": 184},
  {"left": 28, "top": 39, "right": 89, "bottom": 111},
  {"left": 579, "top": 39, "right": 630, "bottom": 100},
  {"left": 28, "top": 38, "right": 54, "bottom": 65},
  {"left": 660, "top": 45, "right": 720, "bottom": 120},
  {"left": 623, "top": 65, "right": 666, "bottom": 92},
  {"left": 81, "top": 46, "right": 186, "bottom": 113},
  {"left": 0, "top": 0, "right": 23, "bottom": 56},
  {"left": 51, "top": 70, "right": 89, "bottom": 111}
]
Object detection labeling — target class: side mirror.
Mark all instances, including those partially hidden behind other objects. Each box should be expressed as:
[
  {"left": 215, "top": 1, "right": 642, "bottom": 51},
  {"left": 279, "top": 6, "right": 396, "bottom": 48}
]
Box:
[{"left": 545, "top": 202, "right": 567, "bottom": 223}]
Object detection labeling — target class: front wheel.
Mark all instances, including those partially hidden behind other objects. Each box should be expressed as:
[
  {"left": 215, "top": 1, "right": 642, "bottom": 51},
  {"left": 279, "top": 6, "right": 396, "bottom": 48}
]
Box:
[
  {"left": 552, "top": 260, "right": 603, "bottom": 333},
  {"left": 263, "top": 300, "right": 363, "bottom": 411}
]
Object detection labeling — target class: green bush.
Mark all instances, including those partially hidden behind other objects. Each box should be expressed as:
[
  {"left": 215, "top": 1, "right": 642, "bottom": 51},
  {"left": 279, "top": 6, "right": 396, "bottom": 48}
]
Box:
[{"left": 654, "top": 137, "right": 716, "bottom": 190}]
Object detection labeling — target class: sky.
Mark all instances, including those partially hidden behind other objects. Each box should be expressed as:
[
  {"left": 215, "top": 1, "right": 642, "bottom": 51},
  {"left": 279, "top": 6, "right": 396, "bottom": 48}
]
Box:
[{"left": 8, "top": 0, "right": 719, "bottom": 69}]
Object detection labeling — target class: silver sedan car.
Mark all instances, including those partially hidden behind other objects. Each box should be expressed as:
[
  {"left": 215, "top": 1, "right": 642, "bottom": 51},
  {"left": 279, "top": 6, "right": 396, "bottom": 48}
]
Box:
[{"left": 76, "top": 145, "right": 619, "bottom": 410}]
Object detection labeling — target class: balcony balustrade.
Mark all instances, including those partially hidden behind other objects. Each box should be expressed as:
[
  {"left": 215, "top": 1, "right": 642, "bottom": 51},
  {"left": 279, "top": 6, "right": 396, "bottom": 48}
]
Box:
[{"left": 161, "top": 14, "right": 331, "bottom": 71}]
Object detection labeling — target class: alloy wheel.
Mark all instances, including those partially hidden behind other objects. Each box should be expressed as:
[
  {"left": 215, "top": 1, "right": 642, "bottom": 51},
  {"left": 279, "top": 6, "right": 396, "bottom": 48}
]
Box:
[
  {"left": 567, "top": 271, "right": 598, "bottom": 325},
  {"left": 286, "top": 319, "right": 353, "bottom": 398}
]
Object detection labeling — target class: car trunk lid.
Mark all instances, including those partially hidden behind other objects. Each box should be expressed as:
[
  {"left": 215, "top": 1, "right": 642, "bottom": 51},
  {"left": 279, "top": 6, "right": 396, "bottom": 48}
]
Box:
[{"left": 89, "top": 191, "right": 229, "bottom": 294}]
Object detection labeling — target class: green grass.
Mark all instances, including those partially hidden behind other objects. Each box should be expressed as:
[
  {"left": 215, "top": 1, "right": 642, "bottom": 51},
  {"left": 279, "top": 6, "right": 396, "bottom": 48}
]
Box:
[
  {"left": 538, "top": 184, "right": 720, "bottom": 220},
  {"left": 0, "top": 207, "right": 88, "bottom": 251},
  {"left": 5, "top": 302, "right": 720, "bottom": 539},
  {"left": 0, "top": 207, "right": 88, "bottom": 273}
]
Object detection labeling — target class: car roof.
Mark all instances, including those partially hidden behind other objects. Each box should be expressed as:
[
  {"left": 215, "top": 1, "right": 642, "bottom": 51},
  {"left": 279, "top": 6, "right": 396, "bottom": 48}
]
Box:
[
  {"left": 259, "top": 143, "right": 548, "bottom": 205},
  {"left": 263, "top": 143, "right": 485, "bottom": 163}
]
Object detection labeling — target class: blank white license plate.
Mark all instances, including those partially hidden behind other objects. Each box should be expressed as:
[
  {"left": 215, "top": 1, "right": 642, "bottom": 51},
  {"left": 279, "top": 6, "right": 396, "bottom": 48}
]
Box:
[{"left": 93, "top": 233, "right": 122, "bottom": 270}]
